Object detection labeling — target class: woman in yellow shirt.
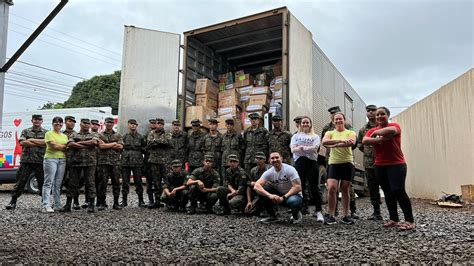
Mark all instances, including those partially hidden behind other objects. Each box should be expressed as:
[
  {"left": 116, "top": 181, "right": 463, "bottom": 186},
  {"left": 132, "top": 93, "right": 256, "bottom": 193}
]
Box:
[
  {"left": 42, "top": 117, "right": 68, "bottom": 212},
  {"left": 322, "top": 112, "right": 356, "bottom": 225}
]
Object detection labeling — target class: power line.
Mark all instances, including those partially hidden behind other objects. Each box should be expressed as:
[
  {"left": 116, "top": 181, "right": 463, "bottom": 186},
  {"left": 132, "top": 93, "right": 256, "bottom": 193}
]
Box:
[
  {"left": 5, "top": 90, "right": 67, "bottom": 102},
  {"left": 5, "top": 78, "right": 71, "bottom": 95},
  {"left": 5, "top": 84, "right": 70, "bottom": 99},
  {"left": 8, "top": 71, "right": 75, "bottom": 88},
  {"left": 9, "top": 29, "right": 121, "bottom": 67},
  {"left": 10, "top": 21, "right": 122, "bottom": 62},
  {"left": 10, "top": 13, "right": 122, "bottom": 57},
  {"left": 10, "top": 65, "right": 82, "bottom": 83},
  {"left": 8, "top": 59, "right": 87, "bottom": 80}
]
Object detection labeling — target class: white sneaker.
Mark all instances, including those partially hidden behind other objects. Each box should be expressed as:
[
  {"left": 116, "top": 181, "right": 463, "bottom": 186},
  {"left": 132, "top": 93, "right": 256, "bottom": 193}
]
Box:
[
  {"left": 290, "top": 211, "right": 303, "bottom": 224},
  {"left": 315, "top": 211, "right": 325, "bottom": 223},
  {"left": 42, "top": 207, "right": 54, "bottom": 213}
]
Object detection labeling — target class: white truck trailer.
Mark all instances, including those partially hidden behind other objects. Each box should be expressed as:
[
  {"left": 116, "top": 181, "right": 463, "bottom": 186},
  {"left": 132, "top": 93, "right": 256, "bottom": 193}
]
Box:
[{"left": 118, "top": 7, "right": 367, "bottom": 192}]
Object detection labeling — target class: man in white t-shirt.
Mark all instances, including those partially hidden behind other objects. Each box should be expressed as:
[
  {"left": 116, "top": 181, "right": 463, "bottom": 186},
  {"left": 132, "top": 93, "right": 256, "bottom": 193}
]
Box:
[{"left": 253, "top": 152, "right": 303, "bottom": 224}]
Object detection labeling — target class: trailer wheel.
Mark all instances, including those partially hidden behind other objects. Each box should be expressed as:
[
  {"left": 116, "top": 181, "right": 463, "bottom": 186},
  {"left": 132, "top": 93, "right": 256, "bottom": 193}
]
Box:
[{"left": 26, "top": 174, "right": 39, "bottom": 194}]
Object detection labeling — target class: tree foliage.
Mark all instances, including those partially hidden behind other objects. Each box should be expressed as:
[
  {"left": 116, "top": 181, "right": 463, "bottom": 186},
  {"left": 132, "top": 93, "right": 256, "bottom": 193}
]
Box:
[
  {"left": 39, "top": 101, "right": 64, "bottom": 110},
  {"left": 62, "top": 71, "right": 121, "bottom": 114}
]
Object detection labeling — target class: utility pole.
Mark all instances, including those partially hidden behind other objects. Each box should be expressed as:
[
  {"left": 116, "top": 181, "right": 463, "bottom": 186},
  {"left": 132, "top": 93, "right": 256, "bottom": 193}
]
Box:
[{"left": 0, "top": 0, "right": 13, "bottom": 129}]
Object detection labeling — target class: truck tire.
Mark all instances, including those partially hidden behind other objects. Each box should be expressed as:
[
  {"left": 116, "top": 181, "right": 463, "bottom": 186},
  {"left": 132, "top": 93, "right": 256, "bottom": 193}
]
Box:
[{"left": 26, "top": 174, "right": 39, "bottom": 194}]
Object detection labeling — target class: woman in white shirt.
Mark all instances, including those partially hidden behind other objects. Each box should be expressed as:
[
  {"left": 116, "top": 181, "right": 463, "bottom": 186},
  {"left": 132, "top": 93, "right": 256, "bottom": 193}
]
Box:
[{"left": 290, "top": 116, "right": 324, "bottom": 222}]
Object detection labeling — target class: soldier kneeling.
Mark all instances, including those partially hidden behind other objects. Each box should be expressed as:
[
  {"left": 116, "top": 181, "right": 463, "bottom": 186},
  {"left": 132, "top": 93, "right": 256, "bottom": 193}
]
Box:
[
  {"left": 186, "top": 155, "right": 220, "bottom": 214},
  {"left": 161, "top": 160, "right": 189, "bottom": 212},
  {"left": 215, "top": 154, "right": 248, "bottom": 215}
]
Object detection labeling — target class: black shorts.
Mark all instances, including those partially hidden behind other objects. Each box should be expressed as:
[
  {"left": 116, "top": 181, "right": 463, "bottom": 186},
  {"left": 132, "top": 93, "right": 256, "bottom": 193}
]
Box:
[{"left": 327, "top": 163, "right": 354, "bottom": 182}]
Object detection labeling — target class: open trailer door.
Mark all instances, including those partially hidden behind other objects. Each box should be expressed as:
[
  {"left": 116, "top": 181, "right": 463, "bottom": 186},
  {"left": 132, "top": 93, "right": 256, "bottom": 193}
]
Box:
[{"left": 118, "top": 26, "right": 180, "bottom": 135}]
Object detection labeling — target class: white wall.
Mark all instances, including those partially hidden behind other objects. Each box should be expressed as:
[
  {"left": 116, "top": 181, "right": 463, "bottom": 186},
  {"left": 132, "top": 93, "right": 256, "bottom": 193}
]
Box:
[{"left": 392, "top": 69, "right": 474, "bottom": 199}]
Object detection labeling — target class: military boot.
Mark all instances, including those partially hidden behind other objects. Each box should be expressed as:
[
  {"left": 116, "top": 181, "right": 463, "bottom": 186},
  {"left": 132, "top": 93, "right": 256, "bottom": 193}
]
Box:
[
  {"left": 5, "top": 196, "right": 17, "bottom": 210},
  {"left": 147, "top": 194, "right": 155, "bottom": 209},
  {"left": 368, "top": 204, "right": 382, "bottom": 220},
  {"left": 120, "top": 194, "right": 128, "bottom": 208},
  {"left": 97, "top": 199, "right": 106, "bottom": 211},
  {"left": 73, "top": 196, "right": 80, "bottom": 210},
  {"left": 138, "top": 194, "right": 146, "bottom": 208},
  {"left": 350, "top": 200, "right": 359, "bottom": 219},
  {"left": 113, "top": 196, "right": 122, "bottom": 210},
  {"left": 58, "top": 197, "right": 72, "bottom": 212},
  {"left": 87, "top": 198, "right": 95, "bottom": 213},
  {"left": 187, "top": 201, "right": 197, "bottom": 214}
]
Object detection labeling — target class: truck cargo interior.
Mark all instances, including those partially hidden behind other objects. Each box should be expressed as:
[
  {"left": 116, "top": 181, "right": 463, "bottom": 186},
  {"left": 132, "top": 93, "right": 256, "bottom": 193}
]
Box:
[{"left": 183, "top": 12, "right": 283, "bottom": 105}]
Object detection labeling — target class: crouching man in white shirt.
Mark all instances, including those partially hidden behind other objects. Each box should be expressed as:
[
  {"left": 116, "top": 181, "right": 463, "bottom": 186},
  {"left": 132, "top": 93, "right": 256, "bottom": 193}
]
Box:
[{"left": 254, "top": 151, "right": 303, "bottom": 224}]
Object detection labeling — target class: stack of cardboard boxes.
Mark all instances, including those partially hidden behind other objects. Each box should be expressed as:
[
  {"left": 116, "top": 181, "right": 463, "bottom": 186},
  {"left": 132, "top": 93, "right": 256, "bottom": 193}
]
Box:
[{"left": 185, "top": 62, "right": 281, "bottom": 131}]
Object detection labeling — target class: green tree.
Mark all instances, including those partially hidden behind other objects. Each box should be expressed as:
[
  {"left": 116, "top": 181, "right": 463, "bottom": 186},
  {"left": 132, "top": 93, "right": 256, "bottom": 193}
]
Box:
[
  {"left": 63, "top": 71, "right": 120, "bottom": 114},
  {"left": 39, "top": 101, "right": 64, "bottom": 110}
]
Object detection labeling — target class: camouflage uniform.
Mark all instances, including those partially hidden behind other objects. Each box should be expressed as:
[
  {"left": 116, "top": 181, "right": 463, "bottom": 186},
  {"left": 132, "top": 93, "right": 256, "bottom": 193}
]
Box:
[
  {"left": 243, "top": 126, "right": 268, "bottom": 173},
  {"left": 61, "top": 128, "right": 76, "bottom": 190},
  {"left": 216, "top": 166, "right": 248, "bottom": 213},
  {"left": 161, "top": 169, "right": 189, "bottom": 211},
  {"left": 266, "top": 129, "right": 292, "bottom": 164},
  {"left": 221, "top": 129, "right": 245, "bottom": 167},
  {"left": 357, "top": 122, "right": 381, "bottom": 217},
  {"left": 147, "top": 129, "right": 172, "bottom": 205},
  {"left": 11, "top": 126, "right": 47, "bottom": 198},
  {"left": 203, "top": 132, "right": 223, "bottom": 177},
  {"left": 121, "top": 131, "right": 146, "bottom": 204},
  {"left": 187, "top": 130, "right": 205, "bottom": 173},
  {"left": 97, "top": 130, "right": 123, "bottom": 207},
  {"left": 67, "top": 131, "right": 99, "bottom": 201},
  {"left": 187, "top": 167, "right": 220, "bottom": 212},
  {"left": 170, "top": 130, "right": 188, "bottom": 166}
]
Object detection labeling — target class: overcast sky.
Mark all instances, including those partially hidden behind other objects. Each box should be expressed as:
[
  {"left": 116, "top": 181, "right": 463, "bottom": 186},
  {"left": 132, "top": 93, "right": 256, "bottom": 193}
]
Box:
[{"left": 2, "top": 0, "right": 473, "bottom": 116}]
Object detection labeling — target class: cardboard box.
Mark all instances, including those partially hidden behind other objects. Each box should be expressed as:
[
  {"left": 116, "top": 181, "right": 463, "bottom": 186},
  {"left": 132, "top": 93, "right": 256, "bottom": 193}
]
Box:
[
  {"left": 219, "top": 82, "right": 226, "bottom": 92},
  {"left": 185, "top": 106, "right": 216, "bottom": 128},
  {"left": 225, "top": 83, "right": 234, "bottom": 90},
  {"left": 249, "top": 94, "right": 271, "bottom": 107},
  {"left": 195, "top": 78, "right": 219, "bottom": 96},
  {"left": 234, "top": 70, "right": 245, "bottom": 81},
  {"left": 217, "top": 117, "right": 243, "bottom": 134},
  {"left": 218, "top": 106, "right": 242, "bottom": 117},
  {"left": 246, "top": 104, "right": 269, "bottom": 112},
  {"left": 250, "top": 86, "right": 272, "bottom": 97},
  {"left": 461, "top": 184, "right": 474, "bottom": 202},
  {"left": 219, "top": 97, "right": 241, "bottom": 108},
  {"left": 240, "top": 95, "right": 250, "bottom": 102},
  {"left": 219, "top": 88, "right": 240, "bottom": 100},
  {"left": 273, "top": 89, "right": 282, "bottom": 99},
  {"left": 233, "top": 74, "right": 253, "bottom": 88},
  {"left": 238, "top": 85, "right": 253, "bottom": 96},
  {"left": 196, "top": 94, "right": 218, "bottom": 110}
]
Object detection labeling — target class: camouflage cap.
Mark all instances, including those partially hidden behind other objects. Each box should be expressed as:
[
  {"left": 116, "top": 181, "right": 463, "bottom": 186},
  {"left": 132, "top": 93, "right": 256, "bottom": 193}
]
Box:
[
  {"left": 149, "top": 118, "right": 157, "bottom": 123},
  {"left": 208, "top": 118, "right": 218, "bottom": 124},
  {"left": 204, "top": 154, "right": 214, "bottom": 162},
  {"left": 328, "top": 106, "right": 341, "bottom": 114},
  {"left": 366, "top": 104, "right": 377, "bottom": 111},
  {"left": 128, "top": 119, "right": 137, "bottom": 124},
  {"left": 91, "top": 119, "right": 100, "bottom": 125},
  {"left": 156, "top": 118, "right": 165, "bottom": 124},
  {"left": 293, "top": 116, "right": 302, "bottom": 123},
  {"left": 105, "top": 117, "right": 114, "bottom": 123},
  {"left": 32, "top": 114, "right": 43, "bottom": 120},
  {"left": 65, "top": 116, "right": 76, "bottom": 122},
  {"left": 272, "top": 114, "right": 282, "bottom": 121},
  {"left": 171, "top": 159, "right": 182, "bottom": 167},
  {"left": 225, "top": 118, "right": 234, "bottom": 125},
  {"left": 255, "top": 152, "right": 266, "bottom": 160},
  {"left": 81, "top": 118, "right": 91, "bottom": 124},
  {"left": 227, "top": 154, "right": 239, "bottom": 162},
  {"left": 248, "top": 113, "right": 261, "bottom": 119},
  {"left": 172, "top": 120, "right": 181, "bottom": 125},
  {"left": 191, "top": 119, "right": 201, "bottom": 126}
]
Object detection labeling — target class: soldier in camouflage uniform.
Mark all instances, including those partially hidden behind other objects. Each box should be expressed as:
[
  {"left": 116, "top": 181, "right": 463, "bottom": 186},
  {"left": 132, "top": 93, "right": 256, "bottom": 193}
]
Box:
[
  {"left": 90, "top": 119, "right": 100, "bottom": 133},
  {"left": 357, "top": 104, "right": 382, "bottom": 220},
  {"left": 161, "top": 159, "right": 189, "bottom": 212},
  {"left": 245, "top": 152, "right": 271, "bottom": 215},
  {"left": 96, "top": 117, "right": 123, "bottom": 210},
  {"left": 203, "top": 118, "right": 223, "bottom": 181},
  {"left": 61, "top": 115, "right": 76, "bottom": 205},
  {"left": 170, "top": 120, "right": 188, "bottom": 167},
  {"left": 59, "top": 119, "right": 99, "bottom": 213},
  {"left": 266, "top": 115, "right": 292, "bottom": 164},
  {"left": 221, "top": 118, "right": 245, "bottom": 173},
  {"left": 86, "top": 119, "right": 101, "bottom": 209},
  {"left": 215, "top": 154, "right": 249, "bottom": 215},
  {"left": 243, "top": 113, "right": 269, "bottom": 173},
  {"left": 143, "top": 119, "right": 158, "bottom": 207},
  {"left": 186, "top": 154, "right": 220, "bottom": 214},
  {"left": 6, "top": 114, "right": 47, "bottom": 210},
  {"left": 121, "top": 119, "right": 146, "bottom": 208},
  {"left": 146, "top": 118, "right": 172, "bottom": 209},
  {"left": 187, "top": 119, "right": 205, "bottom": 173}
]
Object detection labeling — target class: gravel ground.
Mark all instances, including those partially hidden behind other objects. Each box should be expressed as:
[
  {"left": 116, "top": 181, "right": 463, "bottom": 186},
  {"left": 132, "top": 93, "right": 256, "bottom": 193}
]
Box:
[{"left": 0, "top": 191, "right": 472, "bottom": 264}]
